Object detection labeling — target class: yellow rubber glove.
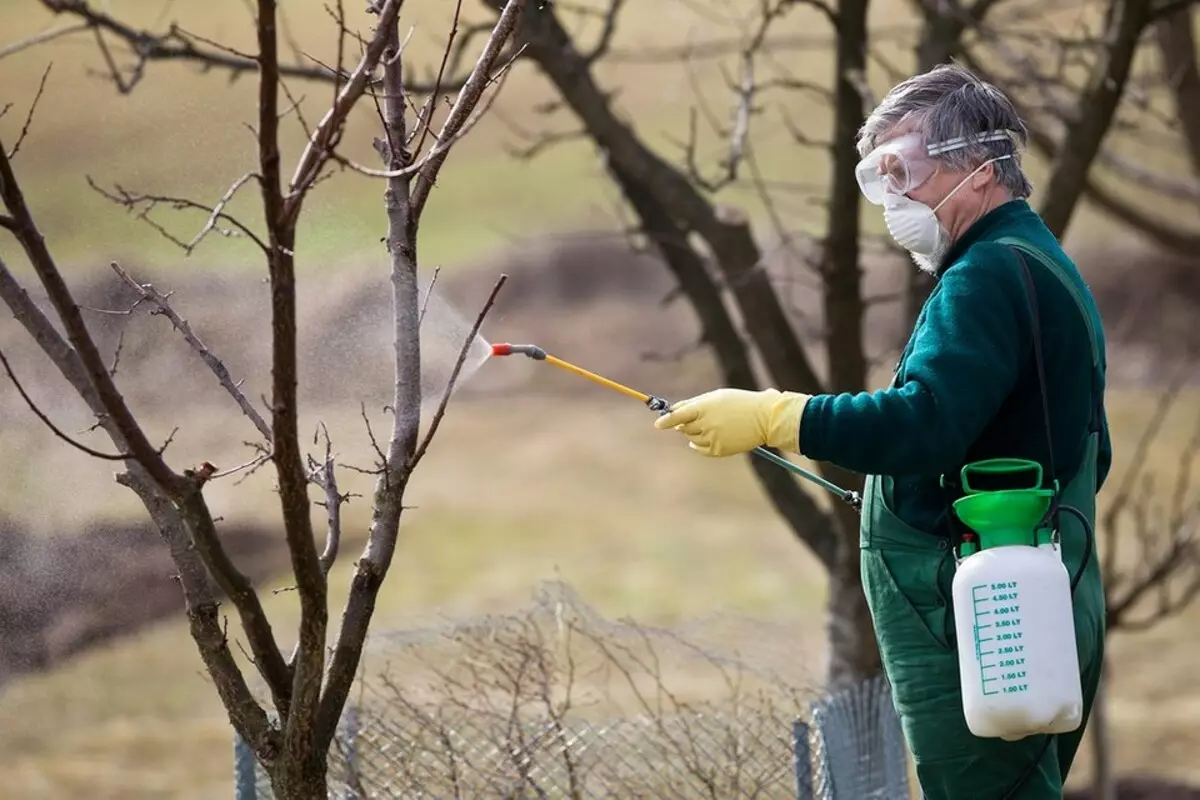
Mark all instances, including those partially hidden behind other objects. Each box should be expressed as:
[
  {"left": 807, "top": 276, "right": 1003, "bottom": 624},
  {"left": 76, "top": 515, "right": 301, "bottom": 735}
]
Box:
[{"left": 653, "top": 388, "right": 810, "bottom": 457}]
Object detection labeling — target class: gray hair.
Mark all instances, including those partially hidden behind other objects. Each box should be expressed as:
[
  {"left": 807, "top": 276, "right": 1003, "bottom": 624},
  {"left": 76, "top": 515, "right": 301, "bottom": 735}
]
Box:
[{"left": 857, "top": 63, "right": 1033, "bottom": 198}]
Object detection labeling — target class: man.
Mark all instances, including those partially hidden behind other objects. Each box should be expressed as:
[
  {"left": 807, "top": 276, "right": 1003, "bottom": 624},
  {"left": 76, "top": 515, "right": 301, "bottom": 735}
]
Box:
[{"left": 654, "top": 64, "right": 1110, "bottom": 800}]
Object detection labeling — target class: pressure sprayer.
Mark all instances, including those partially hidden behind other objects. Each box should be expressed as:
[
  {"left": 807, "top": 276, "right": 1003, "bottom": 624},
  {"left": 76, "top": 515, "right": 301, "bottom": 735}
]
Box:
[
  {"left": 489, "top": 342, "right": 862, "bottom": 511},
  {"left": 948, "top": 457, "right": 1094, "bottom": 748}
]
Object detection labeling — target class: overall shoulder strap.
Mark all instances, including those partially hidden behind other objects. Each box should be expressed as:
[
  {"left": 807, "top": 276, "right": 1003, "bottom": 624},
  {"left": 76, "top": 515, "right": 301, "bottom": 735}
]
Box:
[{"left": 1008, "top": 248, "right": 1058, "bottom": 488}]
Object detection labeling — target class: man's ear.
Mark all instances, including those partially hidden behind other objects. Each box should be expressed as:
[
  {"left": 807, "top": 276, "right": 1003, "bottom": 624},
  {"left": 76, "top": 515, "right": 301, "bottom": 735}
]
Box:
[{"left": 970, "top": 161, "right": 994, "bottom": 190}]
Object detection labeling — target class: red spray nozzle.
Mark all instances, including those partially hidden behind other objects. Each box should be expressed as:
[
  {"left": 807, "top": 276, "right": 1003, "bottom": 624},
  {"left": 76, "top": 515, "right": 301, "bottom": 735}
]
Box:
[{"left": 490, "top": 343, "right": 547, "bottom": 360}]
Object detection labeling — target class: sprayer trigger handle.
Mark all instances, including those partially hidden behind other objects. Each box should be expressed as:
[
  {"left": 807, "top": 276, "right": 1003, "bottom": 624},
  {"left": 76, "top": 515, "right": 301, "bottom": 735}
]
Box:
[{"left": 647, "top": 396, "right": 672, "bottom": 414}]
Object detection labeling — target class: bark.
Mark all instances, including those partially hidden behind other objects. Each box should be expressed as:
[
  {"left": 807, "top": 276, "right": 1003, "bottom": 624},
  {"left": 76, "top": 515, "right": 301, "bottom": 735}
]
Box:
[
  {"left": 269, "top": 753, "right": 330, "bottom": 800},
  {"left": 1037, "top": 0, "right": 1154, "bottom": 236}
]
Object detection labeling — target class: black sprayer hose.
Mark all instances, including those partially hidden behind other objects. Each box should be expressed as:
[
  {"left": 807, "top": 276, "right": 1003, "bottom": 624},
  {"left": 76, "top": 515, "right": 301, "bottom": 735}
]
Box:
[{"left": 997, "top": 504, "right": 1095, "bottom": 800}]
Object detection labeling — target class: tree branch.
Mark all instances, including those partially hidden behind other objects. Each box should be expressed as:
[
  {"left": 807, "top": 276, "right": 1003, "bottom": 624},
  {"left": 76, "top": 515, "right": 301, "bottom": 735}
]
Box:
[
  {"left": 28, "top": 0, "right": 473, "bottom": 94},
  {"left": 607, "top": 158, "right": 839, "bottom": 569},
  {"left": 409, "top": 0, "right": 524, "bottom": 221},
  {"left": 282, "top": 0, "right": 407, "bottom": 223},
  {"left": 1033, "top": 0, "right": 1155, "bottom": 236},
  {"left": 1155, "top": 5, "right": 1200, "bottom": 177},
  {"left": 961, "top": 50, "right": 1200, "bottom": 253},
  {"left": 109, "top": 261, "right": 272, "bottom": 442}
]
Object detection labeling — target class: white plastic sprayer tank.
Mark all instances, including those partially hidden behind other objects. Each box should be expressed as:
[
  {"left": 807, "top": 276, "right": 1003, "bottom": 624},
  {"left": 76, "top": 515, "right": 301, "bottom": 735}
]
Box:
[{"left": 949, "top": 459, "right": 1084, "bottom": 741}]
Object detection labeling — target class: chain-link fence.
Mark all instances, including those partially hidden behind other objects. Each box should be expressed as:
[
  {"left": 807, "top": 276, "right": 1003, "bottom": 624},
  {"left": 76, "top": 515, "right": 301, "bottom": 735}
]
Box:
[{"left": 233, "top": 582, "right": 910, "bottom": 799}]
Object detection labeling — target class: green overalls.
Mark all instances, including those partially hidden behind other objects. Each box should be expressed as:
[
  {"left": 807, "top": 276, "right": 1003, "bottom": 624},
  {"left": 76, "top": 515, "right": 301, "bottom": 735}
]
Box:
[{"left": 860, "top": 241, "right": 1107, "bottom": 799}]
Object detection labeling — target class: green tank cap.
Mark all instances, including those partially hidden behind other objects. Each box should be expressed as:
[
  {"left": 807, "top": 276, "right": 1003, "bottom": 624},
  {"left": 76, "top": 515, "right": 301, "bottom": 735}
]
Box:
[{"left": 952, "top": 459, "right": 1055, "bottom": 550}]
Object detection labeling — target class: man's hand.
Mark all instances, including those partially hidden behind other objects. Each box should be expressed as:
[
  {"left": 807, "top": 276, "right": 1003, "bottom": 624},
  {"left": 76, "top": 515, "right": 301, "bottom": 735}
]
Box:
[{"left": 653, "top": 388, "right": 811, "bottom": 457}]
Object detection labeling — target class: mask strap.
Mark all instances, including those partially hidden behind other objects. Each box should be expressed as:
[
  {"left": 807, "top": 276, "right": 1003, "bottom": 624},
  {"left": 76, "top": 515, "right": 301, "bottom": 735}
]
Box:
[{"left": 931, "top": 155, "right": 1012, "bottom": 214}]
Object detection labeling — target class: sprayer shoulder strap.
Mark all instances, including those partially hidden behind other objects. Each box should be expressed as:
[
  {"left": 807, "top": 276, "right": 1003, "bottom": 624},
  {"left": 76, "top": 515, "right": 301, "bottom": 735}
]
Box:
[
  {"left": 1005, "top": 246, "right": 1059, "bottom": 489},
  {"left": 995, "top": 237, "right": 1102, "bottom": 371}
]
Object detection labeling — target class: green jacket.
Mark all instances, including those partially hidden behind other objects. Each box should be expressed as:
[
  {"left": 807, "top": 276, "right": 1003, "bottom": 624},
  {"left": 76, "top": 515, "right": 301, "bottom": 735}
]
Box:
[{"left": 799, "top": 199, "right": 1112, "bottom": 536}]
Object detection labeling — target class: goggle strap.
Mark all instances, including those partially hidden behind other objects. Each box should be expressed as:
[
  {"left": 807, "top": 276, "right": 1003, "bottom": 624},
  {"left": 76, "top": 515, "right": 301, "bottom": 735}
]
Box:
[{"left": 925, "top": 129, "right": 1017, "bottom": 156}]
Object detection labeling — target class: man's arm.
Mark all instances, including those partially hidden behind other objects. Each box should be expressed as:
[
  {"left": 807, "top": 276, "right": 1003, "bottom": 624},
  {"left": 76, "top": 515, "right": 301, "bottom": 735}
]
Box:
[{"left": 799, "top": 243, "right": 1031, "bottom": 476}]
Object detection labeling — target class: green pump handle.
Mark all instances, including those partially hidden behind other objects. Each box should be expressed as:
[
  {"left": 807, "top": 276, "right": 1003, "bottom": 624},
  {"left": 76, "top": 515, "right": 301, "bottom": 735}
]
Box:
[{"left": 959, "top": 458, "right": 1044, "bottom": 495}]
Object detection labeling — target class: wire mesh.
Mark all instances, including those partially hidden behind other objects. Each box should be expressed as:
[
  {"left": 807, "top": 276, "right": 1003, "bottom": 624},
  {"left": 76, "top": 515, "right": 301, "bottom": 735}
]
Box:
[{"left": 233, "top": 581, "right": 911, "bottom": 799}]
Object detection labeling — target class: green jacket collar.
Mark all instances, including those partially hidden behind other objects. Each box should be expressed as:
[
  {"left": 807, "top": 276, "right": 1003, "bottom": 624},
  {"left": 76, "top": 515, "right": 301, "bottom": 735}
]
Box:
[{"left": 937, "top": 198, "right": 1036, "bottom": 277}]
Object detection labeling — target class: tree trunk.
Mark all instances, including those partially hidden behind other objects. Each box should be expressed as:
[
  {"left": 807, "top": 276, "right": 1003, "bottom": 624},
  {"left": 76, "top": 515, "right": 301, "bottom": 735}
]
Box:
[
  {"left": 1090, "top": 661, "right": 1117, "bottom": 800},
  {"left": 825, "top": 517, "right": 882, "bottom": 687},
  {"left": 270, "top": 751, "right": 329, "bottom": 800}
]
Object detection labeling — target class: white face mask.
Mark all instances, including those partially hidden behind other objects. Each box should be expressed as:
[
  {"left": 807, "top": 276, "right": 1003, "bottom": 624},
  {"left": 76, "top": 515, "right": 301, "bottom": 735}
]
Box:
[{"left": 882, "top": 155, "right": 1010, "bottom": 270}]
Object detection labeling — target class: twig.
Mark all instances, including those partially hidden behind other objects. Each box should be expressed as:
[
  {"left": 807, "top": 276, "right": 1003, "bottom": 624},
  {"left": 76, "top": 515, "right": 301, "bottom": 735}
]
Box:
[
  {"left": 212, "top": 453, "right": 273, "bottom": 480},
  {"left": 414, "top": 0, "right": 466, "bottom": 159},
  {"left": 409, "top": 273, "right": 507, "bottom": 470},
  {"left": 109, "top": 261, "right": 272, "bottom": 442},
  {"left": 0, "top": 345, "right": 133, "bottom": 460},
  {"left": 188, "top": 172, "right": 261, "bottom": 251},
  {"left": 419, "top": 267, "right": 442, "bottom": 326},
  {"left": 331, "top": 53, "right": 525, "bottom": 182},
  {"left": 87, "top": 177, "right": 269, "bottom": 254},
  {"left": 7, "top": 63, "right": 53, "bottom": 160},
  {"left": 0, "top": 21, "right": 89, "bottom": 60},
  {"left": 311, "top": 422, "right": 345, "bottom": 576},
  {"left": 409, "top": 0, "right": 525, "bottom": 220}
]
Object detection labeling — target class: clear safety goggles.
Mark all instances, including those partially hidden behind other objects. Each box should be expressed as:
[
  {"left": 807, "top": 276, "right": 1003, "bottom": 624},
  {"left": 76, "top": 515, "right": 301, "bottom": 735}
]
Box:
[{"left": 855, "top": 129, "right": 1017, "bottom": 205}]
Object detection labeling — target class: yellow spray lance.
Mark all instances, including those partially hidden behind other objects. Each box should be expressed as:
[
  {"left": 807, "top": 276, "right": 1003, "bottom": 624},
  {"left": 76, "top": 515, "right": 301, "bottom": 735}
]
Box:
[{"left": 490, "top": 342, "right": 862, "bottom": 510}]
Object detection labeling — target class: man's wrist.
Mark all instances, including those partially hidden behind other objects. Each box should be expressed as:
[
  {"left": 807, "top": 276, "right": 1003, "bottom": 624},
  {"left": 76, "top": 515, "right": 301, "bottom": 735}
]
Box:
[{"left": 764, "top": 390, "right": 810, "bottom": 454}]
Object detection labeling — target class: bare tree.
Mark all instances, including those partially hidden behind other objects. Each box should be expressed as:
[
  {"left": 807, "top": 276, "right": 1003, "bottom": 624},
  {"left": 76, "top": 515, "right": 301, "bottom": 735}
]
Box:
[{"left": 0, "top": 0, "right": 525, "bottom": 795}]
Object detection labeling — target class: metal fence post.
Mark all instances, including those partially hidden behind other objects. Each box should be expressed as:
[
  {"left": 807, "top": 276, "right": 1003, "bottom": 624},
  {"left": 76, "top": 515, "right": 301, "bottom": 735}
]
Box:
[
  {"left": 810, "top": 674, "right": 910, "bottom": 799},
  {"left": 233, "top": 732, "right": 258, "bottom": 800},
  {"left": 793, "top": 718, "right": 813, "bottom": 800},
  {"left": 342, "top": 703, "right": 361, "bottom": 800}
]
